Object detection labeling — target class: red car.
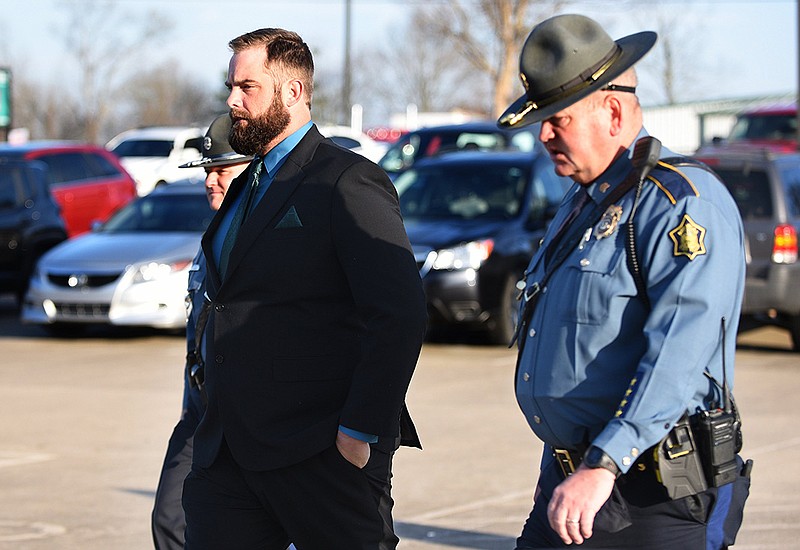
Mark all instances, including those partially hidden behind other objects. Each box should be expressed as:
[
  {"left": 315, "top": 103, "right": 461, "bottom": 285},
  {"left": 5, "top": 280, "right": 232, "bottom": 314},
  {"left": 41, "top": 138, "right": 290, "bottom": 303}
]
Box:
[
  {"left": 0, "top": 142, "right": 137, "bottom": 237},
  {"left": 698, "top": 103, "right": 798, "bottom": 155}
]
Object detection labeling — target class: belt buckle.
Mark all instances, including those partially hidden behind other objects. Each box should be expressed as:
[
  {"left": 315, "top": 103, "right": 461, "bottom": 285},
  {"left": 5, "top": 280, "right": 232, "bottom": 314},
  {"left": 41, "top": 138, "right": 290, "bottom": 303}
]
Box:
[{"left": 554, "top": 448, "right": 577, "bottom": 477}]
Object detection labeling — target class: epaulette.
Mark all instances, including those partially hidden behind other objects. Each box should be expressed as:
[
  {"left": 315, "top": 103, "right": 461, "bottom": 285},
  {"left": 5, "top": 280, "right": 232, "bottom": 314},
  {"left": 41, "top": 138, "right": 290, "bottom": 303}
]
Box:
[{"left": 647, "top": 157, "right": 715, "bottom": 205}]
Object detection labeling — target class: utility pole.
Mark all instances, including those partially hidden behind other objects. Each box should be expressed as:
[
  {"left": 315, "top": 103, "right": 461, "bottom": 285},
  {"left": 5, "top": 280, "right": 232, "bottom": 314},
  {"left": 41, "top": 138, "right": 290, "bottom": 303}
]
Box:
[{"left": 342, "top": 0, "right": 352, "bottom": 127}]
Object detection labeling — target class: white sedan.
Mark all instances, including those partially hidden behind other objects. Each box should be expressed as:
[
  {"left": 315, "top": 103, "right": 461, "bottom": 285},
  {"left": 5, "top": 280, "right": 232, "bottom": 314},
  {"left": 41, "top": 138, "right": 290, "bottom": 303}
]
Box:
[
  {"left": 21, "top": 181, "right": 212, "bottom": 335},
  {"left": 317, "top": 125, "right": 388, "bottom": 163}
]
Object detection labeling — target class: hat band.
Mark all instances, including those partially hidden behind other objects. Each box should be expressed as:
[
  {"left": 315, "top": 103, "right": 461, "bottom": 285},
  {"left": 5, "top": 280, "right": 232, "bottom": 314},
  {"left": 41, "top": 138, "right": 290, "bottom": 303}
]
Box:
[{"left": 501, "top": 45, "right": 623, "bottom": 126}]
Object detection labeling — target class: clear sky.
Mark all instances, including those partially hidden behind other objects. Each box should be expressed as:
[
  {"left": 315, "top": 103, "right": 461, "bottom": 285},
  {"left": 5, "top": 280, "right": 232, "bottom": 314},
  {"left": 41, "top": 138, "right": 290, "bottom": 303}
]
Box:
[{"left": 0, "top": 0, "right": 797, "bottom": 121}]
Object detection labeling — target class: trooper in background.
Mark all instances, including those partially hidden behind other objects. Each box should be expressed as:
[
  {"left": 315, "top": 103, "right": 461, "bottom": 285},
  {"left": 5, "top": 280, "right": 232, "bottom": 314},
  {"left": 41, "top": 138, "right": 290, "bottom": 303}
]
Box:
[
  {"left": 151, "top": 114, "right": 252, "bottom": 550},
  {"left": 499, "top": 14, "right": 750, "bottom": 549}
]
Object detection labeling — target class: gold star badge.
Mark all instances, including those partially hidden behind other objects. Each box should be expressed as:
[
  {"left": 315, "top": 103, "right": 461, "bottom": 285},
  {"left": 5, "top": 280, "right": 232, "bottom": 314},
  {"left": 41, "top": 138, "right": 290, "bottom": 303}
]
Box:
[{"left": 668, "top": 214, "right": 707, "bottom": 260}]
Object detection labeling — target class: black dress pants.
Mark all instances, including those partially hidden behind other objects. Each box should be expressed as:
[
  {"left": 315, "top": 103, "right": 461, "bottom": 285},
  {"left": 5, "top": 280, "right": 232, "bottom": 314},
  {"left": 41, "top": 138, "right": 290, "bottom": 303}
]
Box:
[
  {"left": 152, "top": 412, "right": 199, "bottom": 550},
  {"left": 183, "top": 437, "right": 399, "bottom": 550},
  {"left": 515, "top": 458, "right": 717, "bottom": 549}
]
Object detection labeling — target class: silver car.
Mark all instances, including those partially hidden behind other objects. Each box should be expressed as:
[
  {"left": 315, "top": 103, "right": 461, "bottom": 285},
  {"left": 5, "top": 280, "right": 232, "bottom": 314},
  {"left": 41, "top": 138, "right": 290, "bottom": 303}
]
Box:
[{"left": 21, "top": 181, "right": 212, "bottom": 335}]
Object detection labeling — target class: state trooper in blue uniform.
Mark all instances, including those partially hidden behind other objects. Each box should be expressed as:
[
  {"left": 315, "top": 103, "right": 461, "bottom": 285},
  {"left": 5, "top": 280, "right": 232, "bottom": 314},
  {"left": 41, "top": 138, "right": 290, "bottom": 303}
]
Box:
[
  {"left": 498, "top": 14, "right": 751, "bottom": 549},
  {"left": 151, "top": 114, "right": 252, "bottom": 550}
]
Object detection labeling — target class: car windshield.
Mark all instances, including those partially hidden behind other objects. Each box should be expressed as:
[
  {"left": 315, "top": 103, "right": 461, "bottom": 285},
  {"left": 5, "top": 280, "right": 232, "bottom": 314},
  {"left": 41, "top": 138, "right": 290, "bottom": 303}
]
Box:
[
  {"left": 729, "top": 114, "right": 797, "bottom": 142},
  {"left": 111, "top": 139, "right": 174, "bottom": 157},
  {"left": 379, "top": 129, "right": 534, "bottom": 173},
  {"left": 396, "top": 163, "right": 529, "bottom": 221},
  {"left": 99, "top": 192, "right": 213, "bottom": 233}
]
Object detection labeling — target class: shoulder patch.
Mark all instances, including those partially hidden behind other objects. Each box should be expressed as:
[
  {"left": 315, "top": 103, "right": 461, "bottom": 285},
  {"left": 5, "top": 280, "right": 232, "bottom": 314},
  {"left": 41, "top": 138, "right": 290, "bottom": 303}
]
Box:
[
  {"left": 648, "top": 160, "right": 700, "bottom": 205},
  {"left": 668, "top": 214, "right": 707, "bottom": 260}
]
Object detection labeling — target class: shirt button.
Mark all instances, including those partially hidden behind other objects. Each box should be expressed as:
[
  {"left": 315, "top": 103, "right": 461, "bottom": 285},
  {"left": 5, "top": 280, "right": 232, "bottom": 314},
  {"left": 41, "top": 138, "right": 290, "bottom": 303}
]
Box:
[
  {"left": 580, "top": 258, "right": 591, "bottom": 267},
  {"left": 631, "top": 448, "right": 640, "bottom": 458},
  {"left": 528, "top": 328, "right": 536, "bottom": 338},
  {"left": 215, "top": 355, "right": 224, "bottom": 364},
  {"left": 622, "top": 456, "right": 632, "bottom": 467},
  {"left": 533, "top": 415, "right": 542, "bottom": 424},
  {"left": 541, "top": 286, "right": 548, "bottom": 294},
  {"left": 522, "top": 372, "right": 530, "bottom": 382},
  {"left": 214, "top": 304, "right": 225, "bottom": 312}
]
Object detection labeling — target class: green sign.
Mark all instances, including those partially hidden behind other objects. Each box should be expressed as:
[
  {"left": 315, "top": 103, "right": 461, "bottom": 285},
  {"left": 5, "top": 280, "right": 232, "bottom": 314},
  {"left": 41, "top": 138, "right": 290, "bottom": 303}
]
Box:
[{"left": 0, "top": 68, "right": 10, "bottom": 128}]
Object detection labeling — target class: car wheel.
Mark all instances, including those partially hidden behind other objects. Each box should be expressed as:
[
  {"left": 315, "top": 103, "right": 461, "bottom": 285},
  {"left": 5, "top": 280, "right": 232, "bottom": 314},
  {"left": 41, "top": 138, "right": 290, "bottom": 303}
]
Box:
[
  {"left": 789, "top": 315, "right": 800, "bottom": 352},
  {"left": 44, "top": 323, "right": 88, "bottom": 338},
  {"left": 487, "top": 275, "right": 522, "bottom": 346}
]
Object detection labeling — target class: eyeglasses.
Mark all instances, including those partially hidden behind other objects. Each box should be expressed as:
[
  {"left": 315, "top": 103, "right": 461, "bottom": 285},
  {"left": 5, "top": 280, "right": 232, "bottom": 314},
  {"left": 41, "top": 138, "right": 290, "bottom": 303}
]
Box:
[
  {"left": 542, "top": 84, "right": 637, "bottom": 130},
  {"left": 602, "top": 83, "right": 637, "bottom": 94}
]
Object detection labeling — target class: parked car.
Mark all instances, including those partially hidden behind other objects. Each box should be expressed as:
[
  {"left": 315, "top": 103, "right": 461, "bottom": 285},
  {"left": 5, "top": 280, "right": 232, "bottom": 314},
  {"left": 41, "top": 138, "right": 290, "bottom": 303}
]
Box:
[
  {"left": 395, "top": 149, "right": 569, "bottom": 343},
  {"left": 0, "top": 159, "right": 68, "bottom": 303},
  {"left": 698, "top": 102, "right": 798, "bottom": 154},
  {"left": 317, "top": 124, "right": 388, "bottom": 163},
  {"left": 106, "top": 126, "right": 206, "bottom": 195},
  {"left": 0, "top": 141, "right": 138, "bottom": 237},
  {"left": 378, "top": 121, "right": 538, "bottom": 180},
  {"left": 21, "top": 181, "right": 212, "bottom": 335},
  {"left": 694, "top": 149, "right": 800, "bottom": 350}
]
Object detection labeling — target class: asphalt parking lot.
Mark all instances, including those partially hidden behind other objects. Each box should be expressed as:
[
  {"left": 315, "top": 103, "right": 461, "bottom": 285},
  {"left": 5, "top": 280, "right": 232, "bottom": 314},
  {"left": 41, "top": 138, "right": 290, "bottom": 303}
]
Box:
[{"left": 0, "top": 295, "right": 798, "bottom": 549}]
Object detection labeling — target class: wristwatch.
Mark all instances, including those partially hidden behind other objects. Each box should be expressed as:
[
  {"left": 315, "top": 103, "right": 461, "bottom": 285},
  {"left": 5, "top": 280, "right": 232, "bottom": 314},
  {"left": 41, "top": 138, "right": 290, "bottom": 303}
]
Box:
[{"left": 583, "top": 446, "right": 621, "bottom": 478}]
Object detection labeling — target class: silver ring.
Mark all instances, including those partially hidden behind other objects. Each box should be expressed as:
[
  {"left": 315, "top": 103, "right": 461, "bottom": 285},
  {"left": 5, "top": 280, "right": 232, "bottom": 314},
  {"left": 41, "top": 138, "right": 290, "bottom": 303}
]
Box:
[{"left": 566, "top": 518, "right": 580, "bottom": 524}]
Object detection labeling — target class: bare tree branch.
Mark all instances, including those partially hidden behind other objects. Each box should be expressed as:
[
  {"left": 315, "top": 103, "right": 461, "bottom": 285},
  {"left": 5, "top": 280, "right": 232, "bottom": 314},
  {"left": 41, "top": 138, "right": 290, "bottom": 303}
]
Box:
[{"left": 55, "top": 0, "right": 173, "bottom": 142}]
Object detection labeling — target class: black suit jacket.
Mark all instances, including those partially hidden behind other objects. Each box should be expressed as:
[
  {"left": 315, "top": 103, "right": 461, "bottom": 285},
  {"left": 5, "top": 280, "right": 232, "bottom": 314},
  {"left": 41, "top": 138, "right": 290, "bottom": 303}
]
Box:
[{"left": 194, "top": 125, "right": 427, "bottom": 471}]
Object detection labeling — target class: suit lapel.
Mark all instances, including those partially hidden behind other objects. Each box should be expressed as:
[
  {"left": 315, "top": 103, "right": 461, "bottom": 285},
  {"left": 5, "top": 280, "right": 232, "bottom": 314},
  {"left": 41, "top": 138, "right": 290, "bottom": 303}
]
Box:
[
  {"left": 201, "top": 161, "right": 255, "bottom": 293},
  {"left": 206, "top": 126, "right": 324, "bottom": 286}
]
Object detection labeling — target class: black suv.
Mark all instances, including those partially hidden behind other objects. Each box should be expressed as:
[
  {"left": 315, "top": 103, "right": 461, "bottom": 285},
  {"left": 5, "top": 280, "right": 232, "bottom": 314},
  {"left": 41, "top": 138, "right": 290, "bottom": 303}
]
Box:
[
  {"left": 695, "top": 150, "right": 800, "bottom": 350},
  {"left": 0, "top": 159, "right": 68, "bottom": 303},
  {"left": 395, "top": 149, "right": 569, "bottom": 344}
]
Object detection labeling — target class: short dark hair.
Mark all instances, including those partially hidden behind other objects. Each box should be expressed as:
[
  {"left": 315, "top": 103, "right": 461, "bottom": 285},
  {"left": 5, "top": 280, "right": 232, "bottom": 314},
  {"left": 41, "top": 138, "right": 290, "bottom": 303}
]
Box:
[{"left": 229, "top": 28, "right": 314, "bottom": 105}]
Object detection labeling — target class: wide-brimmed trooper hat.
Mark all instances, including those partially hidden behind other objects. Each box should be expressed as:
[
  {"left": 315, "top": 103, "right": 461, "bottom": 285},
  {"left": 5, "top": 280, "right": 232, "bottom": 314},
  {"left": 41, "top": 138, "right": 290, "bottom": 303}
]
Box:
[
  {"left": 498, "top": 14, "right": 657, "bottom": 128},
  {"left": 179, "top": 114, "right": 252, "bottom": 168}
]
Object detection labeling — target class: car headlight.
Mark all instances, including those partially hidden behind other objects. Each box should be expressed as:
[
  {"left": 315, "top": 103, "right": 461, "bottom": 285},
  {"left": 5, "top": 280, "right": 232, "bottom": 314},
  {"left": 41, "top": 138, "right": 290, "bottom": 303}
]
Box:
[
  {"left": 432, "top": 239, "right": 494, "bottom": 270},
  {"left": 130, "top": 260, "right": 192, "bottom": 284}
]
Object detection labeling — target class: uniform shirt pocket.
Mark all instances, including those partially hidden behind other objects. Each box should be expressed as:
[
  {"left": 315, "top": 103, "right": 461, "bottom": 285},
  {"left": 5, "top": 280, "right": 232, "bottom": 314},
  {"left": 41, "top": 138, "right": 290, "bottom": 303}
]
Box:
[{"left": 559, "top": 237, "right": 625, "bottom": 325}]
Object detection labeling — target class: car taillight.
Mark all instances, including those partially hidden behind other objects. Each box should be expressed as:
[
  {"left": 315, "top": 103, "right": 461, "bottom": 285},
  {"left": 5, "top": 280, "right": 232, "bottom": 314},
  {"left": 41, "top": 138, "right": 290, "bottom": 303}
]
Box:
[{"left": 772, "top": 224, "right": 798, "bottom": 264}]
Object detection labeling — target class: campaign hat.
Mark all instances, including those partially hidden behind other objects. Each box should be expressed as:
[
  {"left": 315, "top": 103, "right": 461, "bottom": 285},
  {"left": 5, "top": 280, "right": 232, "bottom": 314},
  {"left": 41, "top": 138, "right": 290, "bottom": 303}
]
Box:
[
  {"left": 498, "top": 14, "right": 656, "bottom": 128},
  {"left": 180, "top": 114, "right": 252, "bottom": 168}
]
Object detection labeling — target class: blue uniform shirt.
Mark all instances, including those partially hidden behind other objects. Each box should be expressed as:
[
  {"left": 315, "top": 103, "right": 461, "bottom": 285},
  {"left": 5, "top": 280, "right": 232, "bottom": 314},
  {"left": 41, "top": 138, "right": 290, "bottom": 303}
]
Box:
[{"left": 515, "top": 130, "right": 746, "bottom": 474}]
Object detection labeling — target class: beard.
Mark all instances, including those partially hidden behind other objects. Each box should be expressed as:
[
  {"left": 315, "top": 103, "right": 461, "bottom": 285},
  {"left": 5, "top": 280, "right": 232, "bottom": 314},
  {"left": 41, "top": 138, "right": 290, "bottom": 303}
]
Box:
[{"left": 229, "top": 91, "right": 291, "bottom": 156}]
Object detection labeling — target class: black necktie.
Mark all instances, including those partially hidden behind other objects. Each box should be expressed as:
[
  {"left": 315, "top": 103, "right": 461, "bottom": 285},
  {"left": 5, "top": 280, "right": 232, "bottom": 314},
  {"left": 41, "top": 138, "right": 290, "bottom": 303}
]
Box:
[
  {"left": 545, "top": 187, "right": 591, "bottom": 266},
  {"left": 219, "top": 161, "right": 263, "bottom": 277}
]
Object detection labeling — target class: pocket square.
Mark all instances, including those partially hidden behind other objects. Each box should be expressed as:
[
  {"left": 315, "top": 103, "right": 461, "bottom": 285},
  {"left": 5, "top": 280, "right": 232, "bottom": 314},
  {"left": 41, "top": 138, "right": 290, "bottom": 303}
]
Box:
[{"left": 275, "top": 205, "right": 303, "bottom": 229}]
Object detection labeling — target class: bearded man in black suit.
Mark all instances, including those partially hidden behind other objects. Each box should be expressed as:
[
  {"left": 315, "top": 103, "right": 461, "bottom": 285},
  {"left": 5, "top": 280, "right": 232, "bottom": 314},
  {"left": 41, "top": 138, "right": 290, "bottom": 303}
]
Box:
[{"left": 181, "top": 27, "right": 428, "bottom": 550}]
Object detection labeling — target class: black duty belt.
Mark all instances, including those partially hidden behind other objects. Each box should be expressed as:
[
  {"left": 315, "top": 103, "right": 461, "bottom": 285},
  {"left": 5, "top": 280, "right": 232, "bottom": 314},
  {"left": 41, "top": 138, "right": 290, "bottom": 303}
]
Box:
[
  {"left": 553, "top": 445, "right": 658, "bottom": 480},
  {"left": 553, "top": 447, "right": 585, "bottom": 478}
]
